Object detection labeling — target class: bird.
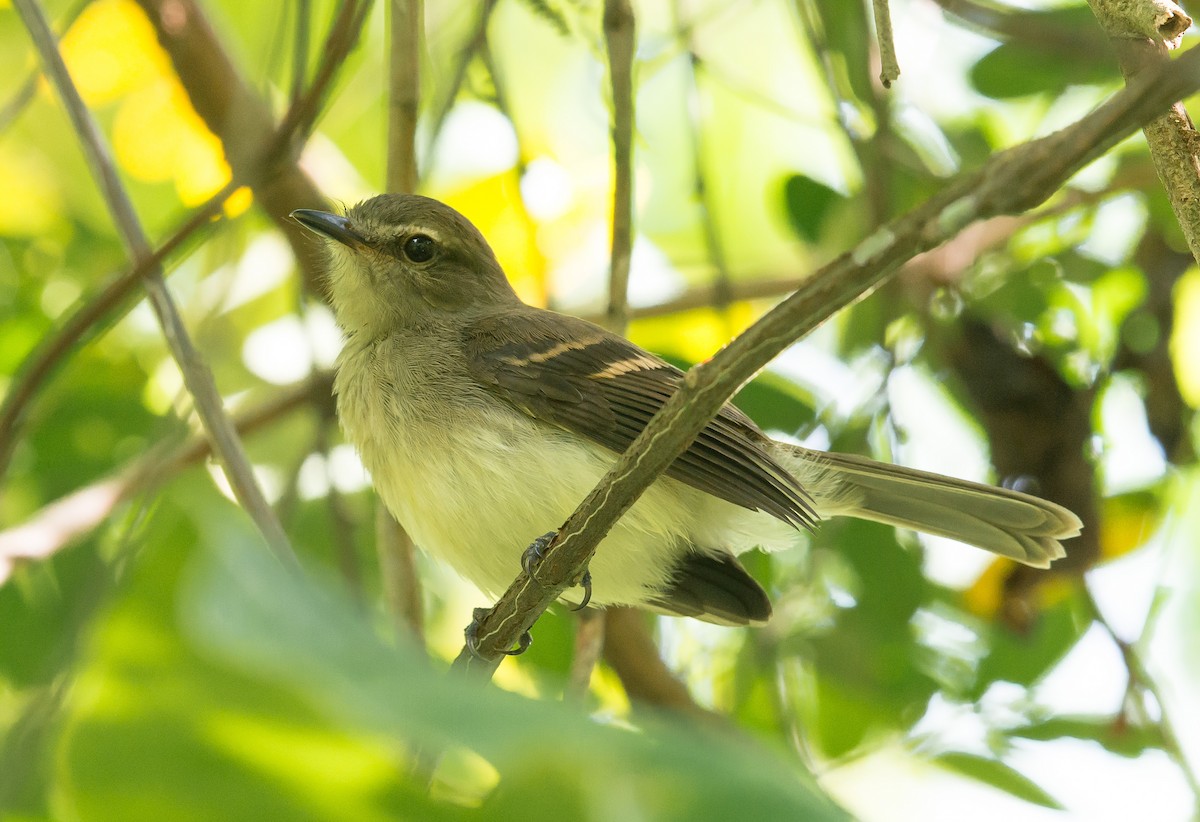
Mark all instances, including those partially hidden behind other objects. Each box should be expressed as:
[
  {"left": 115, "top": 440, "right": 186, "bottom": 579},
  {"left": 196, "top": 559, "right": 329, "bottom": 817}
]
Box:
[{"left": 291, "top": 194, "right": 1081, "bottom": 628}]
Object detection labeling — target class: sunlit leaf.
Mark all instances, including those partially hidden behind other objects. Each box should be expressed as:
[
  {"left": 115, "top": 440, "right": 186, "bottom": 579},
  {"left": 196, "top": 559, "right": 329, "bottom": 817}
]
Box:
[{"left": 934, "top": 752, "right": 1064, "bottom": 809}]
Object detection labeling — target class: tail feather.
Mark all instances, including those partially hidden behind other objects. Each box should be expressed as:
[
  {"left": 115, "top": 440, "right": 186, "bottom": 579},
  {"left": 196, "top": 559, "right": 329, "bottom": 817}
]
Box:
[{"left": 776, "top": 446, "right": 1082, "bottom": 568}]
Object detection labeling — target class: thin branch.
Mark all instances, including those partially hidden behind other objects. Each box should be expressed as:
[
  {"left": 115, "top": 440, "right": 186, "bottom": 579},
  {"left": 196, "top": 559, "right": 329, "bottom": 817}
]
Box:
[
  {"left": 388, "top": 0, "right": 421, "bottom": 193},
  {"left": 379, "top": 0, "right": 427, "bottom": 639},
  {"left": 565, "top": 608, "right": 607, "bottom": 701},
  {"left": 132, "top": 0, "right": 373, "bottom": 292},
  {"left": 292, "top": 0, "right": 312, "bottom": 105},
  {"left": 0, "top": 0, "right": 373, "bottom": 492},
  {"left": 1085, "top": 0, "right": 1200, "bottom": 266},
  {"left": 0, "top": 0, "right": 90, "bottom": 133},
  {"left": 0, "top": 377, "right": 328, "bottom": 585},
  {"left": 672, "top": 0, "right": 734, "bottom": 311},
  {"left": 1081, "top": 585, "right": 1200, "bottom": 800},
  {"left": 14, "top": 0, "right": 297, "bottom": 564},
  {"left": 872, "top": 0, "right": 900, "bottom": 88},
  {"left": 601, "top": 607, "right": 726, "bottom": 722},
  {"left": 603, "top": 0, "right": 636, "bottom": 333},
  {"left": 452, "top": 45, "right": 1200, "bottom": 677},
  {"left": 423, "top": 0, "right": 499, "bottom": 179}
]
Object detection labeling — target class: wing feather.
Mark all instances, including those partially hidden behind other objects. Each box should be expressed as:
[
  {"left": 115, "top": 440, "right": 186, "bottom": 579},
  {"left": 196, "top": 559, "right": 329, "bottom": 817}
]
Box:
[{"left": 465, "top": 309, "right": 815, "bottom": 529}]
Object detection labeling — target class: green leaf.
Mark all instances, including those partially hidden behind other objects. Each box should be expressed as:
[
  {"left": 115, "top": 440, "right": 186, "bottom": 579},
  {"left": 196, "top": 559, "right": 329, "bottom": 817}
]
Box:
[
  {"left": 1011, "top": 715, "right": 1167, "bottom": 758},
  {"left": 782, "top": 174, "right": 844, "bottom": 244},
  {"left": 973, "top": 595, "right": 1087, "bottom": 698},
  {"left": 967, "top": 8, "right": 1117, "bottom": 99},
  {"left": 178, "top": 528, "right": 852, "bottom": 822},
  {"left": 935, "top": 752, "right": 1064, "bottom": 810}
]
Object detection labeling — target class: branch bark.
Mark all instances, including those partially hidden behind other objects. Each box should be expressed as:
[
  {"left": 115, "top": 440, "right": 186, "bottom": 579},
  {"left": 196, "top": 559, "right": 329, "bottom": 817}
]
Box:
[
  {"left": 1086, "top": 0, "right": 1200, "bottom": 265},
  {"left": 453, "top": 45, "right": 1200, "bottom": 677}
]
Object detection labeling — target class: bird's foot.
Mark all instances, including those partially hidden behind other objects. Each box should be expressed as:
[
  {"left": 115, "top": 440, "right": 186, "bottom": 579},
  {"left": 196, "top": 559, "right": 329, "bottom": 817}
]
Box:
[{"left": 465, "top": 607, "right": 532, "bottom": 658}]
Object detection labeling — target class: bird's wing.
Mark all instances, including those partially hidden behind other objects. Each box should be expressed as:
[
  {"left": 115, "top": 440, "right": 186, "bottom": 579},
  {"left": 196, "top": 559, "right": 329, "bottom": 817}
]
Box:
[{"left": 464, "top": 308, "right": 815, "bottom": 529}]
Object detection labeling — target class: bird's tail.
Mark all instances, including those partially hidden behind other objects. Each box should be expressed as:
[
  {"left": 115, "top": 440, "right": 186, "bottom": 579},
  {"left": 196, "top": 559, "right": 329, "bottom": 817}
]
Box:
[{"left": 775, "top": 445, "right": 1082, "bottom": 567}]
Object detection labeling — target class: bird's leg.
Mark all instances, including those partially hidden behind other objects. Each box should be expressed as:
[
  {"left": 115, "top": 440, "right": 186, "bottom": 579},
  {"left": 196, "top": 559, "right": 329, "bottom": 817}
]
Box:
[
  {"left": 465, "top": 607, "right": 532, "bottom": 658},
  {"left": 520, "top": 530, "right": 592, "bottom": 610}
]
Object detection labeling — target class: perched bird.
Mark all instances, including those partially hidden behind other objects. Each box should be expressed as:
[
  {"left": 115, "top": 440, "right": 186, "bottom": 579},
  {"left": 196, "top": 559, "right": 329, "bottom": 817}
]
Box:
[{"left": 292, "top": 195, "right": 1081, "bottom": 626}]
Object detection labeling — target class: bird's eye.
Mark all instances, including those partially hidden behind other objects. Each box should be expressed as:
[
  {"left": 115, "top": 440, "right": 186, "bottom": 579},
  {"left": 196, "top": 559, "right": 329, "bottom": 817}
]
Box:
[{"left": 403, "top": 234, "right": 436, "bottom": 263}]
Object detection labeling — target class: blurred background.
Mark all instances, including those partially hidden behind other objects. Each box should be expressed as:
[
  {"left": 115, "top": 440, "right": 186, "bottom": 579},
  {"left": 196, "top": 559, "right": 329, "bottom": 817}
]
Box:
[{"left": 1, "top": 0, "right": 1198, "bottom": 819}]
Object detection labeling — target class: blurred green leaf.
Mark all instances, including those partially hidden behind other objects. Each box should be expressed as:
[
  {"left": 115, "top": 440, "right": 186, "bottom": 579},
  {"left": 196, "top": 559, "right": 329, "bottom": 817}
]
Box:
[
  {"left": 967, "top": 8, "right": 1117, "bottom": 99},
  {"left": 1011, "top": 715, "right": 1167, "bottom": 758},
  {"left": 973, "top": 595, "right": 1087, "bottom": 699},
  {"left": 178, "top": 522, "right": 851, "bottom": 822},
  {"left": 782, "top": 174, "right": 844, "bottom": 244},
  {"left": 935, "top": 752, "right": 1064, "bottom": 810}
]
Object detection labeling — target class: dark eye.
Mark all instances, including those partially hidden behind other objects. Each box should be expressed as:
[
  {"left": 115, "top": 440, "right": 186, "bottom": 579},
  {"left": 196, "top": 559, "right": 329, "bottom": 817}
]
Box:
[{"left": 403, "top": 234, "right": 436, "bottom": 263}]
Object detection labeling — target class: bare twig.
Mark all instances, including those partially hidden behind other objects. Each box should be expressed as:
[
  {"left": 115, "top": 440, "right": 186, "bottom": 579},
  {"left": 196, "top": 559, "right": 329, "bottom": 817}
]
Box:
[
  {"left": 132, "top": 0, "right": 372, "bottom": 291},
  {"left": 292, "top": 0, "right": 312, "bottom": 104},
  {"left": 0, "top": 0, "right": 90, "bottom": 133},
  {"left": 603, "top": 0, "right": 636, "bottom": 332},
  {"left": 1, "top": 0, "right": 372, "bottom": 495},
  {"left": 872, "top": 0, "right": 900, "bottom": 88},
  {"left": 15, "top": 0, "right": 297, "bottom": 564},
  {"left": 452, "top": 45, "right": 1200, "bottom": 677}
]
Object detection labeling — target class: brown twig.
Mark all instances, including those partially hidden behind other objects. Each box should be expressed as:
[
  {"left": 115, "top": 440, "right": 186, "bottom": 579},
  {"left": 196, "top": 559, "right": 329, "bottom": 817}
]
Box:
[
  {"left": 601, "top": 607, "right": 724, "bottom": 722},
  {"left": 132, "top": 0, "right": 372, "bottom": 292},
  {"left": 15, "top": 0, "right": 297, "bottom": 565},
  {"left": 452, "top": 44, "right": 1200, "bottom": 677},
  {"left": 565, "top": 608, "right": 608, "bottom": 702}
]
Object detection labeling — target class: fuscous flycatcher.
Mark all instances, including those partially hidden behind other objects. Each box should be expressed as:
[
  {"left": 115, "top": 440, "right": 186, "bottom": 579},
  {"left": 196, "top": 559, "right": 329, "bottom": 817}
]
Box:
[{"left": 292, "top": 195, "right": 1081, "bottom": 626}]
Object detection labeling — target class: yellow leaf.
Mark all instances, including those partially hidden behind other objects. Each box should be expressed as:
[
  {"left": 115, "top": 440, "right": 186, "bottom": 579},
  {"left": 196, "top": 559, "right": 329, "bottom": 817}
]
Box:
[
  {"left": 1099, "top": 489, "right": 1162, "bottom": 560},
  {"left": 0, "top": 143, "right": 61, "bottom": 236},
  {"left": 629, "top": 303, "right": 760, "bottom": 364},
  {"left": 441, "top": 174, "right": 546, "bottom": 306},
  {"left": 60, "top": 0, "right": 170, "bottom": 106},
  {"left": 1172, "top": 267, "right": 1200, "bottom": 407}
]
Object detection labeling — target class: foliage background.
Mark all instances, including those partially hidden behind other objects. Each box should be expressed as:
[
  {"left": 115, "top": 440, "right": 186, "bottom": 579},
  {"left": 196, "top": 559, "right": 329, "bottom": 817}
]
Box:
[{"left": 2, "top": 0, "right": 1199, "bottom": 819}]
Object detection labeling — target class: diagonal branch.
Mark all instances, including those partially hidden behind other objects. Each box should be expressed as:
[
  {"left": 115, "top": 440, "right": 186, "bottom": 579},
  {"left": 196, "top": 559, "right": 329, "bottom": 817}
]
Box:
[
  {"left": 14, "top": 0, "right": 297, "bottom": 565},
  {"left": 453, "top": 44, "right": 1200, "bottom": 677}
]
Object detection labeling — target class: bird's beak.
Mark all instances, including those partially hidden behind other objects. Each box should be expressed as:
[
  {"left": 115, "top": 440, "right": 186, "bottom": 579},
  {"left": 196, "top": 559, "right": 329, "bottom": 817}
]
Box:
[{"left": 290, "top": 209, "right": 366, "bottom": 249}]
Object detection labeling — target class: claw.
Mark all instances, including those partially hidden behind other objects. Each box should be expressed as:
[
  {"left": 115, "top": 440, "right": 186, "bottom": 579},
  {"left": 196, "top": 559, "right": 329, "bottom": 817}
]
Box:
[
  {"left": 521, "top": 531, "right": 559, "bottom": 577},
  {"left": 571, "top": 569, "right": 593, "bottom": 611},
  {"left": 465, "top": 607, "right": 534, "bottom": 658}
]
